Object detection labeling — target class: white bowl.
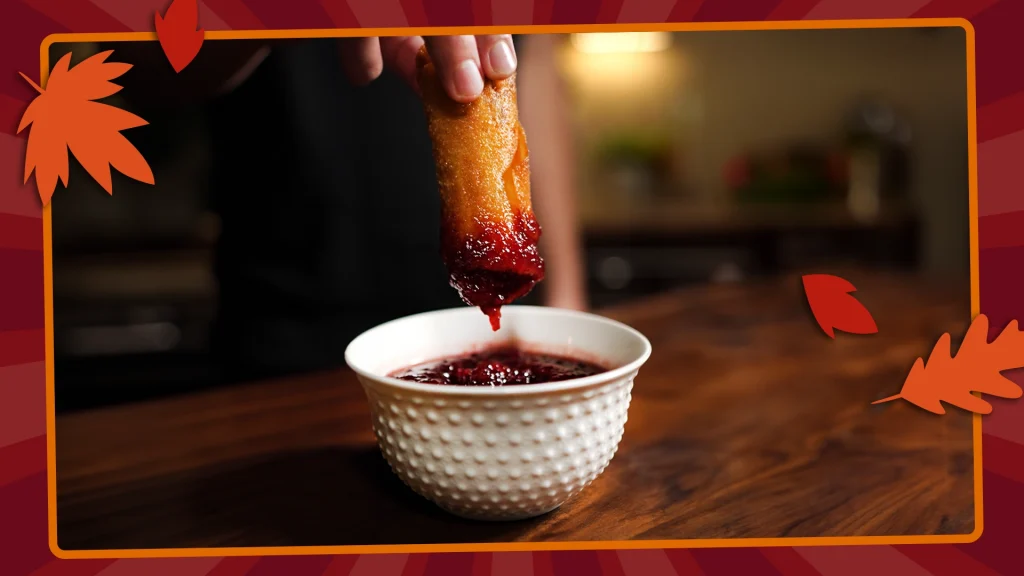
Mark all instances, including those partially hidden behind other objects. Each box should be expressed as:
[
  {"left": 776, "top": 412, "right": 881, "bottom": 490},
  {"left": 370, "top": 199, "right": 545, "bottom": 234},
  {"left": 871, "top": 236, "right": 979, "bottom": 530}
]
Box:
[{"left": 344, "top": 305, "right": 652, "bottom": 521}]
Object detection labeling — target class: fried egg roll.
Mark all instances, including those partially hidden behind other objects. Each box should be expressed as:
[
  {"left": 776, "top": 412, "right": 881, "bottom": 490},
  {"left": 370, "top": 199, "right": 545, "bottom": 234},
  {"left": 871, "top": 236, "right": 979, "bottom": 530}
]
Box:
[{"left": 416, "top": 46, "right": 545, "bottom": 330}]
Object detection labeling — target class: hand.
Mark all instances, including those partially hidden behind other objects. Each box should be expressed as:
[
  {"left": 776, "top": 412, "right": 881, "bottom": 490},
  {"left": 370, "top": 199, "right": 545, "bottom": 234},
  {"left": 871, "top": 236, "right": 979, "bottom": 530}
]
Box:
[{"left": 337, "top": 35, "right": 517, "bottom": 103}]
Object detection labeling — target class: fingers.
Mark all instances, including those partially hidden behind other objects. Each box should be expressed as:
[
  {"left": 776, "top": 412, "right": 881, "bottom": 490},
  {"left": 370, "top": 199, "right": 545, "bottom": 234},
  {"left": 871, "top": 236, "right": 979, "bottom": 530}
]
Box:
[
  {"left": 338, "top": 37, "right": 384, "bottom": 86},
  {"left": 380, "top": 36, "right": 426, "bottom": 91},
  {"left": 476, "top": 35, "right": 517, "bottom": 80},
  {"left": 340, "top": 35, "right": 519, "bottom": 102},
  {"left": 424, "top": 35, "right": 485, "bottom": 103}
]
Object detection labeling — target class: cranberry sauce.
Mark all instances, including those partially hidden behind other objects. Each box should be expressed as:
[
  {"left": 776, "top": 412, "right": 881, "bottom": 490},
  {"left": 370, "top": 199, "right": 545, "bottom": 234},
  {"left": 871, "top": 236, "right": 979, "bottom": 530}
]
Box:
[{"left": 389, "top": 345, "right": 607, "bottom": 387}]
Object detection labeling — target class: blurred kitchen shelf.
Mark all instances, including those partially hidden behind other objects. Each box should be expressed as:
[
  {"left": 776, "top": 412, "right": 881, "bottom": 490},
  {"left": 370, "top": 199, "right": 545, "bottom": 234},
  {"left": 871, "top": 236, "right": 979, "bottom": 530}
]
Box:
[
  {"left": 52, "top": 249, "right": 215, "bottom": 301},
  {"left": 580, "top": 201, "right": 920, "bottom": 308},
  {"left": 580, "top": 200, "right": 915, "bottom": 235},
  {"left": 52, "top": 247, "right": 219, "bottom": 413},
  {"left": 51, "top": 235, "right": 215, "bottom": 259}
]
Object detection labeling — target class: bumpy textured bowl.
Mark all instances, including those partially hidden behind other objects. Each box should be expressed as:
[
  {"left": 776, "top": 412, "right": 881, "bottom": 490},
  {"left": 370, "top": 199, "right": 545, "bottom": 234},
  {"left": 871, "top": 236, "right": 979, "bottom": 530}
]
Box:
[{"left": 344, "top": 306, "right": 651, "bottom": 521}]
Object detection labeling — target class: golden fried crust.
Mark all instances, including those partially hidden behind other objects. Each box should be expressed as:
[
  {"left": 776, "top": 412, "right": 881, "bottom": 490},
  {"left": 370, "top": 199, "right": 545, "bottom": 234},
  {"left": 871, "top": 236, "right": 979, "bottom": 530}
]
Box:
[
  {"left": 416, "top": 45, "right": 533, "bottom": 238},
  {"left": 416, "top": 46, "right": 543, "bottom": 329}
]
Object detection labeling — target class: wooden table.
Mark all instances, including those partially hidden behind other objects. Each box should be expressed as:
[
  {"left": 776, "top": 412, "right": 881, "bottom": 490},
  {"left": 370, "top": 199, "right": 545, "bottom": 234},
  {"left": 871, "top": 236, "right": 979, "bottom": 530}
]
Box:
[{"left": 55, "top": 269, "right": 975, "bottom": 549}]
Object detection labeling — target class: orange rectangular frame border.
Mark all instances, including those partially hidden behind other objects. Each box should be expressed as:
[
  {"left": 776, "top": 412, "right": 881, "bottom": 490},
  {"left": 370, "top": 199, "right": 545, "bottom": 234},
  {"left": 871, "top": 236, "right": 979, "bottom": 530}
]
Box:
[{"left": 41, "top": 17, "right": 982, "bottom": 560}]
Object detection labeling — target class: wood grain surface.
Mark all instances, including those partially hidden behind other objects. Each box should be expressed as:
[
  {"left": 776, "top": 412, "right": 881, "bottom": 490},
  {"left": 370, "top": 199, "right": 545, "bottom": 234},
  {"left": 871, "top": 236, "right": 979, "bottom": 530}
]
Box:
[{"left": 55, "top": 269, "right": 976, "bottom": 549}]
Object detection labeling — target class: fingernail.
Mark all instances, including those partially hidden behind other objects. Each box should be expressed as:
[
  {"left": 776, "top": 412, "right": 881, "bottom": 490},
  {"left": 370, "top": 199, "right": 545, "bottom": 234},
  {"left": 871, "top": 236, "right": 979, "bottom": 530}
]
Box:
[
  {"left": 454, "top": 60, "right": 484, "bottom": 99},
  {"left": 489, "top": 41, "right": 516, "bottom": 77}
]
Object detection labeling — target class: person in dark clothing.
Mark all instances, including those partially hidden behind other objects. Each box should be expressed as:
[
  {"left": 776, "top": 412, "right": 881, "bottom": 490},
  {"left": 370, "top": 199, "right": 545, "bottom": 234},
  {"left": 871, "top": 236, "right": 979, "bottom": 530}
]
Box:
[{"left": 112, "top": 33, "right": 587, "bottom": 383}]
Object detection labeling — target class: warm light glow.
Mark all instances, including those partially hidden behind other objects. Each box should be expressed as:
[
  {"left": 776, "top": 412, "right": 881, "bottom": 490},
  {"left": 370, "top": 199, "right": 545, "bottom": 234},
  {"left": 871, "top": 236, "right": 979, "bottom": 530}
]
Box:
[{"left": 570, "top": 32, "right": 672, "bottom": 54}]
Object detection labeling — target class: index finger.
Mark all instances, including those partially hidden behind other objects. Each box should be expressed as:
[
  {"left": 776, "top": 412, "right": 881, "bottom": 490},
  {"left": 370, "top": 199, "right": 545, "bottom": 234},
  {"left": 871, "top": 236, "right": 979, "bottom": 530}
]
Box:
[
  {"left": 475, "top": 35, "right": 517, "bottom": 81},
  {"left": 337, "top": 37, "right": 383, "bottom": 86},
  {"left": 423, "top": 35, "right": 484, "bottom": 103},
  {"left": 380, "top": 35, "right": 425, "bottom": 91}
]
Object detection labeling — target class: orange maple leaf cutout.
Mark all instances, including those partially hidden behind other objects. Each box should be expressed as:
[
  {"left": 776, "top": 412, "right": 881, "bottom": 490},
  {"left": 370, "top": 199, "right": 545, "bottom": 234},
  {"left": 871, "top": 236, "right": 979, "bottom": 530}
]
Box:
[
  {"left": 17, "top": 50, "right": 154, "bottom": 205},
  {"left": 873, "top": 314, "right": 1024, "bottom": 414}
]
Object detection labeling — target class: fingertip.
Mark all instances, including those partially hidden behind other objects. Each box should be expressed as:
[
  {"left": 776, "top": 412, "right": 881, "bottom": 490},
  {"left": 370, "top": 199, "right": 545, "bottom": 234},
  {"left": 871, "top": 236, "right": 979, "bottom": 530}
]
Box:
[
  {"left": 353, "top": 60, "right": 384, "bottom": 86},
  {"left": 381, "top": 36, "right": 426, "bottom": 93},
  {"left": 424, "top": 35, "right": 485, "bottom": 102},
  {"left": 481, "top": 37, "right": 517, "bottom": 79},
  {"left": 338, "top": 37, "right": 384, "bottom": 86},
  {"left": 451, "top": 60, "right": 484, "bottom": 102}
]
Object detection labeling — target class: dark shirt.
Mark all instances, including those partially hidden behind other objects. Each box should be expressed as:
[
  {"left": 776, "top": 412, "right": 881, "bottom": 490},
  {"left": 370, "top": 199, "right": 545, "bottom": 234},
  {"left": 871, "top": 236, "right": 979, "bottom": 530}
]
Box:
[{"left": 204, "top": 38, "right": 527, "bottom": 381}]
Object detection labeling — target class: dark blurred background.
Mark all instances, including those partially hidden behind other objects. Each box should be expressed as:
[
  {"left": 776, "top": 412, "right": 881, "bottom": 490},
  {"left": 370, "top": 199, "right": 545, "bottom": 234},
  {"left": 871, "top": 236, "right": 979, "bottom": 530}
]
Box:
[{"left": 51, "top": 28, "right": 969, "bottom": 413}]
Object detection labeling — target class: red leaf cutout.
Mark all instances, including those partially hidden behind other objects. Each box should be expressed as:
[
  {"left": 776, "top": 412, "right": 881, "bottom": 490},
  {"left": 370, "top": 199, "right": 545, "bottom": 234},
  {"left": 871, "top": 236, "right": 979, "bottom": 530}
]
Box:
[
  {"left": 155, "top": 0, "right": 205, "bottom": 73},
  {"left": 802, "top": 274, "right": 878, "bottom": 338}
]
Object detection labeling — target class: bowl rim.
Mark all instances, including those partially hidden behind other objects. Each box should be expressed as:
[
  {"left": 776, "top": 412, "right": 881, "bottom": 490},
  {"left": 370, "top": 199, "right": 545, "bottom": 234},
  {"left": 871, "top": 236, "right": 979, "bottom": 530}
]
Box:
[{"left": 344, "top": 305, "right": 652, "bottom": 396}]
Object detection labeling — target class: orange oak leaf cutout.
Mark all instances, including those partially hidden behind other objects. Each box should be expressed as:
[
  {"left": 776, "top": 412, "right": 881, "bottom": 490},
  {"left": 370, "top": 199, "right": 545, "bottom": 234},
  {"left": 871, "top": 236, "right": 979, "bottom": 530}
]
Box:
[
  {"left": 18, "top": 50, "right": 154, "bottom": 206},
  {"left": 873, "top": 314, "right": 1024, "bottom": 415}
]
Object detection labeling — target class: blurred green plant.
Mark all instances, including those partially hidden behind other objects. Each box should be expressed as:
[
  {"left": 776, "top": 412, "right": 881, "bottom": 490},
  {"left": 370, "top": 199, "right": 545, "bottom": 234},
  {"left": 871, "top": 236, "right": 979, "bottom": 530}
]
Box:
[
  {"left": 727, "top": 147, "right": 847, "bottom": 204},
  {"left": 594, "top": 131, "right": 672, "bottom": 166}
]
